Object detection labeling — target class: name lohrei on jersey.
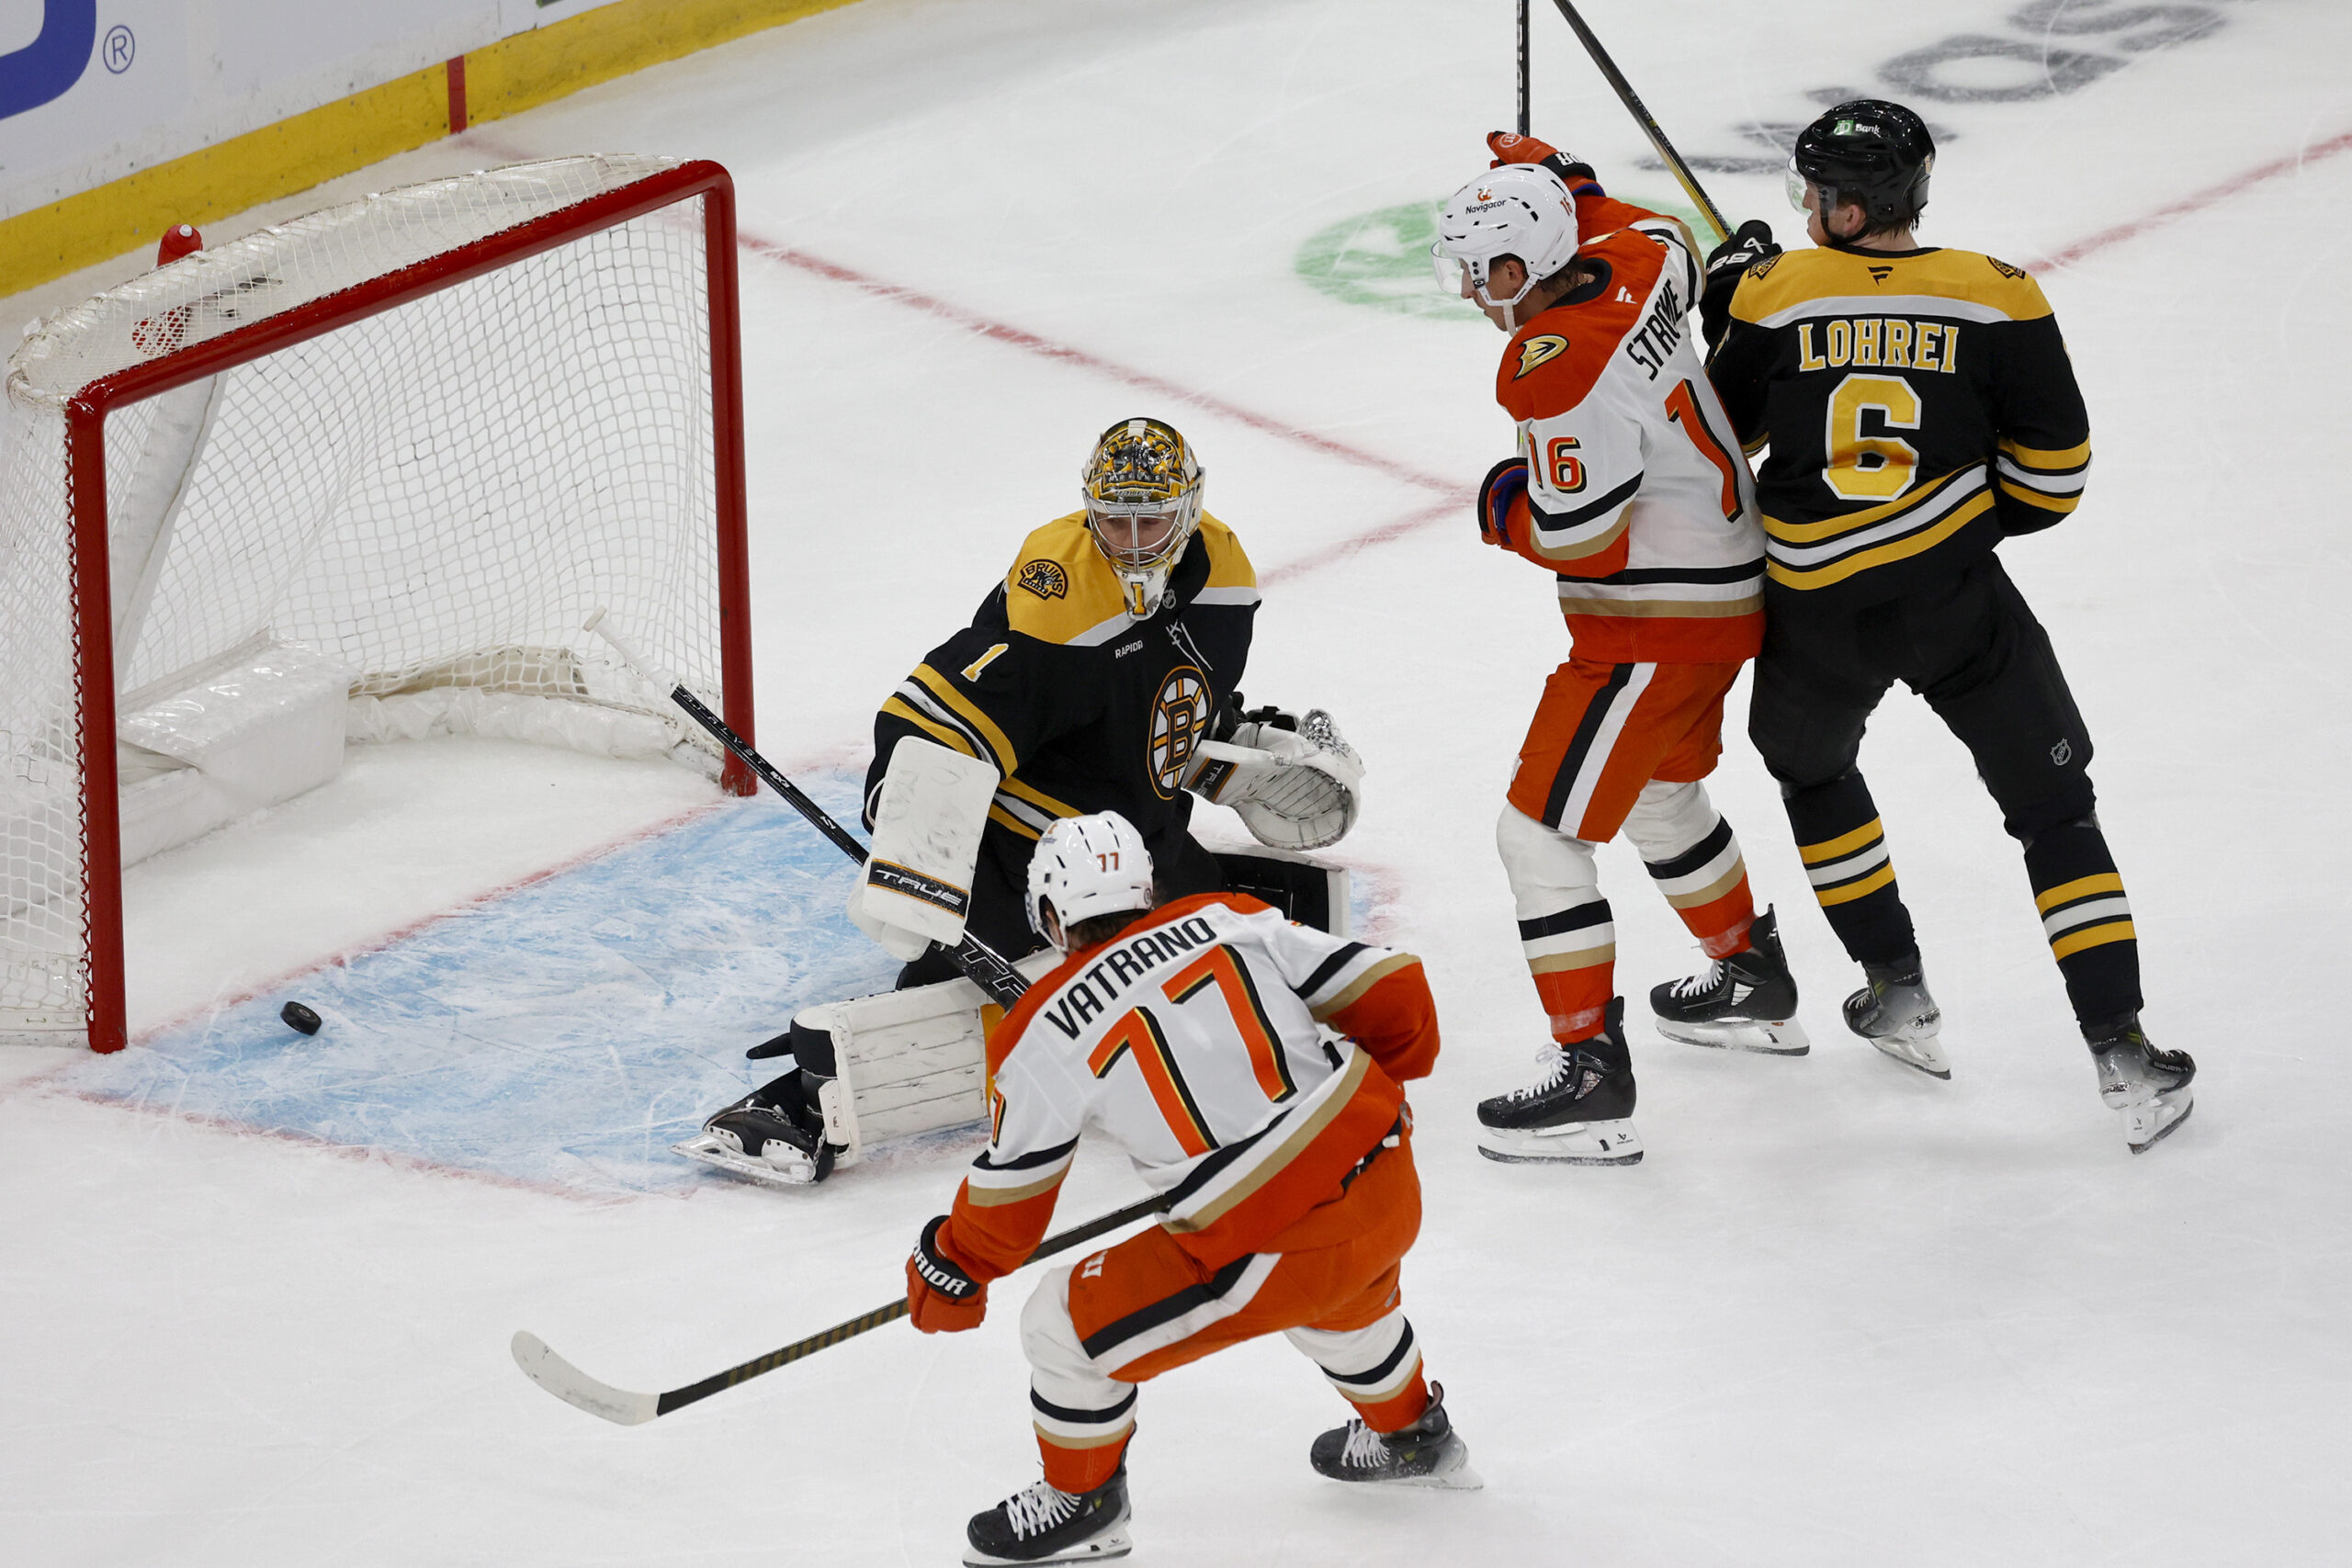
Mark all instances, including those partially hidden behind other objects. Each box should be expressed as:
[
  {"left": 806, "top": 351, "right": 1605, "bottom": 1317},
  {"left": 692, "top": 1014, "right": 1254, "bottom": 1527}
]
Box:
[{"left": 1796, "top": 315, "right": 1963, "bottom": 375}]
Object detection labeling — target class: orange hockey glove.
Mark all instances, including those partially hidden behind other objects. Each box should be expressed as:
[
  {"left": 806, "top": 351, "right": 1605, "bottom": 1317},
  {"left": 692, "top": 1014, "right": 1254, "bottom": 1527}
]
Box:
[
  {"left": 1477, "top": 457, "right": 1530, "bottom": 550},
  {"left": 907, "top": 1214, "right": 989, "bottom": 1333},
  {"left": 1486, "top": 131, "right": 1597, "bottom": 186}
]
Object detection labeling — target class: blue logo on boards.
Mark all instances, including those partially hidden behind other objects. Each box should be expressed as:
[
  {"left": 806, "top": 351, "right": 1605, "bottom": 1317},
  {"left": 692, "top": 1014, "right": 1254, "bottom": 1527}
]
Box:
[{"left": 0, "top": 1, "right": 97, "bottom": 121}]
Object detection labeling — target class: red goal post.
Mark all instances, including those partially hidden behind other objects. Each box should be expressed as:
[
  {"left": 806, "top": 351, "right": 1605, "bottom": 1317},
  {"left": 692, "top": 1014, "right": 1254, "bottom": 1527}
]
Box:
[{"left": 2, "top": 157, "right": 755, "bottom": 1053}]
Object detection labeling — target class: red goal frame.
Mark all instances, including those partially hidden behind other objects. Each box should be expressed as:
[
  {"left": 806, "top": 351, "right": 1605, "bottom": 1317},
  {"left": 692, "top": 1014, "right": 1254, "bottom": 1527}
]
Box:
[{"left": 58, "top": 160, "right": 756, "bottom": 1053}]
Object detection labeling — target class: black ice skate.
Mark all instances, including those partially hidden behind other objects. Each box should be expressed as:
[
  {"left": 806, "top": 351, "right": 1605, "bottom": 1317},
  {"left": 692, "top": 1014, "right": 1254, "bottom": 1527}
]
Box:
[
  {"left": 670, "top": 1070, "right": 836, "bottom": 1186},
  {"left": 2085, "top": 1015, "right": 2196, "bottom": 1153},
  {"left": 1649, "top": 907, "right": 1810, "bottom": 1055},
  {"left": 1842, "top": 953, "right": 1948, "bottom": 1079},
  {"left": 1476, "top": 998, "right": 1642, "bottom": 1165},
  {"left": 1309, "top": 1381, "right": 1482, "bottom": 1490},
  {"left": 963, "top": 1466, "right": 1132, "bottom": 1566}
]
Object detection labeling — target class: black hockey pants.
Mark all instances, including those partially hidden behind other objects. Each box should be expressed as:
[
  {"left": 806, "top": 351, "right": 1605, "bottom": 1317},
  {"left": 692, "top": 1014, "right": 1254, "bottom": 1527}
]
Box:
[{"left": 1748, "top": 553, "right": 2143, "bottom": 1031}]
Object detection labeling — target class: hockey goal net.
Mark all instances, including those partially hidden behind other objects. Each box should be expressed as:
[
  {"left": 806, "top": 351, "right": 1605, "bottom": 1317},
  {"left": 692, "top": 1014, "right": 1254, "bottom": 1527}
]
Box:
[{"left": 2, "top": 156, "right": 752, "bottom": 1052}]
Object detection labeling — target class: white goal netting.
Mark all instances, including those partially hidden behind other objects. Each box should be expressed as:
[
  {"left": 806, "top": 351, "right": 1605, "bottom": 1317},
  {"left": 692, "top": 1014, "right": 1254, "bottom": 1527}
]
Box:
[{"left": 2, "top": 156, "right": 742, "bottom": 1045}]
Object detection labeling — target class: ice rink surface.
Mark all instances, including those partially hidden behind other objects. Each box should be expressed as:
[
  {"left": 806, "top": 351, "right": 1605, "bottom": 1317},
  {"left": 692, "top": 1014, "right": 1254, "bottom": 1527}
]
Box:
[{"left": 6, "top": 1, "right": 2351, "bottom": 1562}]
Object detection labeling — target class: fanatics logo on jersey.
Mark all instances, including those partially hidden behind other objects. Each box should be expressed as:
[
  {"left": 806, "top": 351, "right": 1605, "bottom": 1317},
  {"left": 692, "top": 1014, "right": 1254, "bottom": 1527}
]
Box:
[
  {"left": 1868, "top": 265, "right": 1894, "bottom": 285},
  {"left": 1515, "top": 334, "right": 1569, "bottom": 379},
  {"left": 1016, "top": 558, "right": 1069, "bottom": 600},
  {"left": 1148, "top": 666, "right": 1212, "bottom": 797}
]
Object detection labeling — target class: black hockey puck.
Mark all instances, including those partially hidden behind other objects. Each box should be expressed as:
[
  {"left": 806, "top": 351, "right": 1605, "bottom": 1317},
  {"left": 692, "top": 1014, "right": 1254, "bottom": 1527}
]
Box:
[{"left": 280, "top": 1001, "right": 322, "bottom": 1036}]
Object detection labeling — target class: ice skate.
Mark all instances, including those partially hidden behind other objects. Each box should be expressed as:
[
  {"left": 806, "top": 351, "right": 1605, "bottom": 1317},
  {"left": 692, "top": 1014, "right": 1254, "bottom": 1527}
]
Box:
[
  {"left": 1842, "top": 954, "right": 1948, "bottom": 1079},
  {"left": 2086, "top": 1016, "right": 2195, "bottom": 1153},
  {"left": 1309, "top": 1381, "right": 1482, "bottom": 1490},
  {"left": 1476, "top": 998, "right": 1643, "bottom": 1165},
  {"left": 963, "top": 1467, "right": 1132, "bottom": 1566},
  {"left": 1650, "top": 907, "right": 1810, "bottom": 1055},
  {"left": 671, "top": 1071, "right": 835, "bottom": 1187}
]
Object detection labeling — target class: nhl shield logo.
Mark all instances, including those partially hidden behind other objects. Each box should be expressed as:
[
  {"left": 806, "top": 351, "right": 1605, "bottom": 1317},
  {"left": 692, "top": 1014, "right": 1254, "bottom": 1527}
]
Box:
[
  {"left": 1148, "top": 667, "right": 1211, "bottom": 797},
  {"left": 2051, "top": 739, "right": 2073, "bottom": 765}
]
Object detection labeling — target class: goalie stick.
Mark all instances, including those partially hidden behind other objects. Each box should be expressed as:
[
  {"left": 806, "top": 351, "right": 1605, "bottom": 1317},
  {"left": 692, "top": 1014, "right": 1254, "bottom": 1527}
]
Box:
[
  {"left": 1544, "top": 0, "right": 1731, "bottom": 243},
  {"left": 512, "top": 1189, "right": 1169, "bottom": 1424},
  {"left": 582, "top": 609, "right": 1028, "bottom": 1009}
]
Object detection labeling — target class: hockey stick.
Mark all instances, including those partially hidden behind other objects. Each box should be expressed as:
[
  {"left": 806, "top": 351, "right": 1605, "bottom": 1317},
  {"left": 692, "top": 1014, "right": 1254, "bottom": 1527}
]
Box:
[
  {"left": 512, "top": 1189, "right": 1169, "bottom": 1424},
  {"left": 582, "top": 609, "right": 1029, "bottom": 1008},
  {"left": 1516, "top": 0, "right": 1531, "bottom": 137},
  {"left": 1544, "top": 0, "right": 1730, "bottom": 243}
]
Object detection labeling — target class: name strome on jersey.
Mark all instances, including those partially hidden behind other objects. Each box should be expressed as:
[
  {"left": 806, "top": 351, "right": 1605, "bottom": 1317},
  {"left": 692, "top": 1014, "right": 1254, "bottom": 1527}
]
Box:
[{"left": 1488, "top": 185, "right": 1768, "bottom": 667}]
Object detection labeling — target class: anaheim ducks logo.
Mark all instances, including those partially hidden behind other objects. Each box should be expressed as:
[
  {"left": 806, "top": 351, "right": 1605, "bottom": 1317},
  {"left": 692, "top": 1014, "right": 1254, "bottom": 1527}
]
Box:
[
  {"left": 1016, "top": 558, "right": 1069, "bottom": 600},
  {"left": 1515, "top": 334, "right": 1569, "bottom": 379},
  {"left": 1987, "top": 255, "right": 2028, "bottom": 280},
  {"left": 1148, "top": 666, "right": 1212, "bottom": 798}
]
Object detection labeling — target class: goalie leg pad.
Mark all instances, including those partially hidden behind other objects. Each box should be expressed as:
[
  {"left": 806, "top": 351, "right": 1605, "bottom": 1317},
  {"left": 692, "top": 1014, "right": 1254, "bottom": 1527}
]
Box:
[{"left": 801, "top": 950, "right": 1062, "bottom": 1166}]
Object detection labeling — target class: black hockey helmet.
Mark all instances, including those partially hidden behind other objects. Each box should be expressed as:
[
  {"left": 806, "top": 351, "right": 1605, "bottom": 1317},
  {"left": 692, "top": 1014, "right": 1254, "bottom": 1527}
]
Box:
[{"left": 1789, "top": 99, "right": 1934, "bottom": 233}]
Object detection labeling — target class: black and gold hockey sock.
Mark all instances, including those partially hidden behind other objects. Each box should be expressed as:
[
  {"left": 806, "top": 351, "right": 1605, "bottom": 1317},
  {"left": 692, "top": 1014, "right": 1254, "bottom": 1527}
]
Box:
[
  {"left": 2024, "top": 818, "right": 2143, "bottom": 1032},
  {"left": 1783, "top": 770, "right": 1916, "bottom": 967}
]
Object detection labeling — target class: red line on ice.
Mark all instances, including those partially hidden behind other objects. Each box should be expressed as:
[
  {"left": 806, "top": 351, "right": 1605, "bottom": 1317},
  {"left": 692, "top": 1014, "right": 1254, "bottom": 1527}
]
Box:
[
  {"left": 2031, "top": 128, "right": 2352, "bottom": 270},
  {"left": 735, "top": 233, "right": 1468, "bottom": 530}
]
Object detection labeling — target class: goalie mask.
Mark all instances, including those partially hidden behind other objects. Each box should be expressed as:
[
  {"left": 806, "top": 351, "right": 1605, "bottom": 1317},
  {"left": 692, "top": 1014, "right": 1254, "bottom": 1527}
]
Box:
[
  {"left": 1026, "top": 812, "right": 1155, "bottom": 952},
  {"left": 1081, "top": 417, "right": 1204, "bottom": 618},
  {"left": 1432, "top": 163, "right": 1581, "bottom": 329}
]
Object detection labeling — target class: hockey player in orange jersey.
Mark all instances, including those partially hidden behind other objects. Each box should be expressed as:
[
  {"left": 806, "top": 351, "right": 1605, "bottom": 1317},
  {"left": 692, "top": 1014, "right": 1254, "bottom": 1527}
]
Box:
[
  {"left": 903, "top": 811, "right": 1475, "bottom": 1565},
  {"left": 1434, "top": 134, "right": 1804, "bottom": 1167}
]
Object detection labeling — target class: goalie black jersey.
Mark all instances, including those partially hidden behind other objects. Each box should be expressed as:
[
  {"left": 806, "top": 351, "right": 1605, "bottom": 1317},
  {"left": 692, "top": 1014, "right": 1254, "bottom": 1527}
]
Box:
[
  {"left": 867, "top": 512, "right": 1259, "bottom": 855},
  {"left": 1707, "top": 245, "right": 2089, "bottom": 604}
]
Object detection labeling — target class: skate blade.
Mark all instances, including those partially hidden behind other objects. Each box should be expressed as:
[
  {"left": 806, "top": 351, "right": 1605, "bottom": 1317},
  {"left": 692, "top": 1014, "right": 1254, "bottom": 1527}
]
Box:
[
  {"left": 1866, "top": 1029, "right": 1951, "bottom": 1080},
  {"left": 963, "top": 1527, "right": 1132, "bottom": 1566},
  {"left": 2125, "top": 1089, "right": 2193, "bottom": 1154},
  {"left": 1476, "top": 1120, "right": 1643, "bottom": 1166},
  {"left": 1655, "top": 1016, "right": 1811, "bottom": 1055},
  {"left": 670, "top": 1133, "right": 819, "bottom": 1188}
]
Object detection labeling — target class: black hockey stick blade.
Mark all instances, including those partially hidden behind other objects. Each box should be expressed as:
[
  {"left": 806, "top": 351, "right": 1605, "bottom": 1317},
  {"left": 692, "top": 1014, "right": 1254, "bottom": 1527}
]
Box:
[
  {"left": 582, "top": 609, "right": 1030, "bottom": 1009},
  {"left": 513, "top": 1192, "right": 1165, "bottom": 1425}
]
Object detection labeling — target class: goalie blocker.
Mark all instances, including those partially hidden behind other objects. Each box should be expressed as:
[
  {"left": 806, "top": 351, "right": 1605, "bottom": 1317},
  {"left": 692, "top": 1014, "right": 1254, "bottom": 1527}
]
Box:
[{"left": 673, "top": 845, "right": 1354, "bottom": 1187}]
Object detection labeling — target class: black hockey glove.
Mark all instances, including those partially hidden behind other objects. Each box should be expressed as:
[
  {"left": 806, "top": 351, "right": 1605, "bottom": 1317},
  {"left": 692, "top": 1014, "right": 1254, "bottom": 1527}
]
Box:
[
  {"left": 1487, "top": 130, "right": 1598, "bottom": 188},
  {"left": 1477, "top": 457, "right": 1530, "bottom": 550},
  {"left": 907, "top": 1214, "right": 989, "bottom": 1333},
  {"left": 1700, "top": 220, "right": 1780, "bottom": 353},
  {"left": 1211, "top": 694, "right": 1301, "bottom": 742}
]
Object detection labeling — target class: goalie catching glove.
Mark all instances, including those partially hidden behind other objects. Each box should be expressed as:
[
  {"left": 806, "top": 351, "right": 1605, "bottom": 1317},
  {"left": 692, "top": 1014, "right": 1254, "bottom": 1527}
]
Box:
[{"left": 1188, "top": 697, "right": 1363, "bottom": 851}]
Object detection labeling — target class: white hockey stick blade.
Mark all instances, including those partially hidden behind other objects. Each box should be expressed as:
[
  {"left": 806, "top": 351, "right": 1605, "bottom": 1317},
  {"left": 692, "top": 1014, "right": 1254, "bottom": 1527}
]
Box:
[
  {"left": 671, "top": 1132, "right": 820, "bottom": 1188},
  {"left": 511, "top": 1330, "right": 660, "bottom": 1426}
]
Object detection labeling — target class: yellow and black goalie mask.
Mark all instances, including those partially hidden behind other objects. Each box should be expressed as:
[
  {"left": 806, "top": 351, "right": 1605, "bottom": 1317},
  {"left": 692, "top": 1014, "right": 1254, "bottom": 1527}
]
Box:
[{"left": 1080, "top": 416, "right": 1204, "bottom": 618}]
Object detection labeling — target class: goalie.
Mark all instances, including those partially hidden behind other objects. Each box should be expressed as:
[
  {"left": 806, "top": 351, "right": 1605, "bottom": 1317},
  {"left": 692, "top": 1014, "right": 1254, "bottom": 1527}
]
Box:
[{"left": 678, "top": 416, "right": 1365, "bottom": 1187}]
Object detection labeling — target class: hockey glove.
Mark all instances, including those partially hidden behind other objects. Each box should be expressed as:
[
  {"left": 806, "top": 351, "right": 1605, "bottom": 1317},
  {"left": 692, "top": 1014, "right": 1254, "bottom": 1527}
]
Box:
[
  {"left": 1477, "top": 457, "right": 1530, "bottom": 550},
  {"left": 1700, "top": 220, "right": 1780, "bottom": 353},
  {"left": 1189, "top": 709, "right": 1363, "bottom": 851},
  {"left": 1486, "top": 130, "right": 1598, "bottom": 187},
  {"left": 907, "top": 1215, "right": 989, "bottom": 1333}
]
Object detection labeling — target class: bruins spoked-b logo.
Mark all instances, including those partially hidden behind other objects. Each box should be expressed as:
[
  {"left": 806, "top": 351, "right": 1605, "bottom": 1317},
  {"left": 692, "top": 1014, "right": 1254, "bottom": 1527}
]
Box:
[
  {"left": 1148, "top": 666, "right": 1212, "bottom": 797},
  {"left": 1017, "top": 558, "right": 1069, "bottom": 600}
]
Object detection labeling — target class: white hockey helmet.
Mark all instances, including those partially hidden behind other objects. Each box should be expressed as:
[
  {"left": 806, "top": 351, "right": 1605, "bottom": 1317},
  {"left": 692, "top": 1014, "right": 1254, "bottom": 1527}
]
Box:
[
  {"left": 1431, "top": 163, "right": 1581, "bottom": 321},
  {"left": 1026, "top": 811, "right": 1156, "bottom": 951},
  {"left": 1081, "top": 417, "right": 1204, "bottom": 619}
]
